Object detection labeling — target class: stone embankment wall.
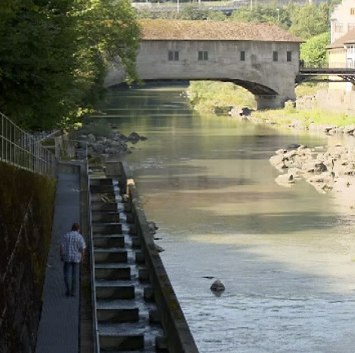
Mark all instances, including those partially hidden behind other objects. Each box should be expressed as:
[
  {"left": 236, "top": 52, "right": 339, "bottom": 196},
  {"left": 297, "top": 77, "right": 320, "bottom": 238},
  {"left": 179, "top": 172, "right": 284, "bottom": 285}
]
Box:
[
  {"left": 296, "top": 89, "right": 355, "bottom": 115},
  {"left": 107, "top": 162, "right": 200, "bottom": 353},
  {"left": 0, "top": 162, "right": 56, "bottom": 353}
]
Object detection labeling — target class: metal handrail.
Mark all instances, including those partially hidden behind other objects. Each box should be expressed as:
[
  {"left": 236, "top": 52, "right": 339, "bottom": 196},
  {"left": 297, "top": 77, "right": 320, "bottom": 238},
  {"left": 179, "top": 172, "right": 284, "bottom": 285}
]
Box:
[
  {"left": 0, "top": 112, "right": 56, "bottom": 177},
  {"left": 88, "top": 179, "right": 100, "bottom": 353},
  {"left": 84, "top": 151, "right": 100, "bottom": 353}
]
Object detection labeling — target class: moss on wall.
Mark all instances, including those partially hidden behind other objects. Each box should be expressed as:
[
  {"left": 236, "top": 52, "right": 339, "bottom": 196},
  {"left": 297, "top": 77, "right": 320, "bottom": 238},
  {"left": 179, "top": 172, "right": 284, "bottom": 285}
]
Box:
[{"left": 0, "top": 161, "right": 56, "bottom": 353}]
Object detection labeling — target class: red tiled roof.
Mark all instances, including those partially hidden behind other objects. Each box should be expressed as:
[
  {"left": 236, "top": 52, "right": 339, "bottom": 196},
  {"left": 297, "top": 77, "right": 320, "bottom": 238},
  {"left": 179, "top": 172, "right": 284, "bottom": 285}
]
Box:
[
  {"left": 328, "top": 29, "right": 355, "bottom": 49},
  {"left": 139, "top": 19, "right": 302, "bottom": 42}
]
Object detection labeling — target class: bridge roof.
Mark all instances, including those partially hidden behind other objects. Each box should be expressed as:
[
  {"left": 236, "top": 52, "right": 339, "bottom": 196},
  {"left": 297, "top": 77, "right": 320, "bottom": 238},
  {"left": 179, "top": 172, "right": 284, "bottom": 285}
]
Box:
[{"left": 139, "top": 20, "right": 302, "bottom": 43}]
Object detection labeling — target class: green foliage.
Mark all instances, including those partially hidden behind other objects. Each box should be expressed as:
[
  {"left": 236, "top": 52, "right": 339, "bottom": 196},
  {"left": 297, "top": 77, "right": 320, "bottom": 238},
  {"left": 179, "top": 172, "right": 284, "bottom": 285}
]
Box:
[
  {"left": 301, "top": 32, "right": 329, "bottom": 68},
  {"left": 180, "top": 4, "right": 209, "bottom": 20},
  {"left": 231, "top": 5, "right": 289, "bottom": 27},
  {"left": 188, "top": 81, "right": 256, "bottom": 113},
  {"left": 253, "top": 108, "right": 355, "bottom": 128},
  {"left": 295, "top": 82, "right": 325, "bottom": 97},
  {"left": 288, "top": 3, "right": 330, "bottom": 39},
  {"left": 136, "top": 8, "right": 180, "bottom": 20},
  {"left": 0, "top": 0, "right": 140, "bottom": 130},
  {"left": 207, "top": 10, "right": 228, "bottom": 21}
]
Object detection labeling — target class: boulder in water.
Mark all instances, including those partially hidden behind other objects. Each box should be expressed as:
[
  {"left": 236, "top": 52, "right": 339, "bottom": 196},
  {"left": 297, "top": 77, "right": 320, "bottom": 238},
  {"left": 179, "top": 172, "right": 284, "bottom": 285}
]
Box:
[{"left": 210, "top": 280, "right": 225, "bottom": 292}]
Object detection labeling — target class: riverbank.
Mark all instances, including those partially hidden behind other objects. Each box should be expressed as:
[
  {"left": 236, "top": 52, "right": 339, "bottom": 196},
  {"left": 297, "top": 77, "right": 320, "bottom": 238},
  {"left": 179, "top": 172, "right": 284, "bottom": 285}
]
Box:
[
  {"left": 187, "top": 81, "right": 355, "bottom": 132},
  {"left": 92, "top": 85, "right": 355, "bottom": 353},
  {"left": 187, "top": 81, "right": 355, "bottom": 202}
]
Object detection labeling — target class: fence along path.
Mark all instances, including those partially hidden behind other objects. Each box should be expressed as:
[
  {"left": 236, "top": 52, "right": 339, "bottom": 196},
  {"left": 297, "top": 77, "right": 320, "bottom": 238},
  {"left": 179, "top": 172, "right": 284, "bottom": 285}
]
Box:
[{"left": 0, "top": 112, "right": 56, "bottom": 177}]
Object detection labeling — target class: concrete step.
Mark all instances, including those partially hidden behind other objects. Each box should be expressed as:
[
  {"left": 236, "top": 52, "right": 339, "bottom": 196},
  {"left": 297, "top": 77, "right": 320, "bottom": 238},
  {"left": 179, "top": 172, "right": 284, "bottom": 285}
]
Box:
[
  {"left": 91, "top": 201, "right": 117, "bottom": 212},
  {"left": 149, "top": 309, "right": 161, "bottom": 324},
  {"left": 90, "top": 178, "right": 113, "bottom": 185},
  {"left": 130, "top": 236, "right": 141, "bottom": 249},
  {"left": 105, "top": 350, "right": 156, "bottom": 353},
  {"left": 94, "top": 249, "right": 127, "bottom": 264},
  {"left": 99, "top": 334, "right": 144, "bottom": 352},
  {"left": 96, "top": 298, "right": 143, "bottom": 309},
  {"left": 96, "top": 284, "right": 135, "bottom": 300},
  {"left": 98, "top": 321, "right": 165, "bottom": 351},
  {"left": 92, "top": 212, "right": 120, "bottom": 223},
  {"left": 94, "top": 235, "right": 125, "bottom": 249},
  {"left": 97, "top": 308, "right": 139, "bottom": 323},
  {"left": 124, "top": 212, "right": 135, "bottom": 224},
  {"left": 138, "top": 268, "right": 149, "bottom": 282},
  {"left": 95, "top": 265, "right": 131, "bottom": 280},
  {"left": 135, "top": 251, "right": 145, "bottom": 264},
  {"left": 90, "top": 191, "right": 115, "bottom": 202},
  {"left": 143, "top": 287, "right": 155, "bottom": 302},
  {"left": 93, "top": 222, "right": 122, "bottom": 235},
  {"left": 155, "top": 336, "right": 169, "bottom": 353},
  {"left": 90, "top": 184, "right": 114, "bottom": 194}
]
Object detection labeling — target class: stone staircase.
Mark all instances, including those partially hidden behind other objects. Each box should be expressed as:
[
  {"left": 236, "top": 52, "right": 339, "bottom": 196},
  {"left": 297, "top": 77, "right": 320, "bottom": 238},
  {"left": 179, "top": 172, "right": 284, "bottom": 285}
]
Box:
[{"left": 89, "top": 177, "right": 167, "bottom": 353}]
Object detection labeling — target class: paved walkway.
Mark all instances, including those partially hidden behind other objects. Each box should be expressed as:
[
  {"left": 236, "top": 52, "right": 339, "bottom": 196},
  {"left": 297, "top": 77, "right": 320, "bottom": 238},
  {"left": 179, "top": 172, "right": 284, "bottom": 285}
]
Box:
[{"left": 36, "top": 170, "right": 81, "bottom": 353}]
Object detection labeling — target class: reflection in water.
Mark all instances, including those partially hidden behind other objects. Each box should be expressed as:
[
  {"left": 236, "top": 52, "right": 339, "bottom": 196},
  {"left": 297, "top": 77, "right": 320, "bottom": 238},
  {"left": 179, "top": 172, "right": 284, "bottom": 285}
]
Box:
[{"left": 98, "top": 85, "right": 355, "bottom": 353}]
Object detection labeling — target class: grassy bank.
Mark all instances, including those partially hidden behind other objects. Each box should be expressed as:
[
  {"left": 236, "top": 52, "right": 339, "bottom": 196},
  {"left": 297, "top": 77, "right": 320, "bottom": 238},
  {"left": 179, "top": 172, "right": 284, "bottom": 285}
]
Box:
[
  {"left": 187, "top": 81, "right": 256, "bottom": 112},
  {"left": 187, "top": 81, "right": 355, "bottom": 128}
]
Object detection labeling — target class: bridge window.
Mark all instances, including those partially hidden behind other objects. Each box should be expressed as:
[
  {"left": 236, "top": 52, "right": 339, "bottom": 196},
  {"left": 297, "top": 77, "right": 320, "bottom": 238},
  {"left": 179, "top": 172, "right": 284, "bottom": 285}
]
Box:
[
  {"left": 168, "top": 51, "right": 179, "bottom": 61},
  {"left": 287, "top": 51, "right": 292, "bottom": 62},
  {"left": 273, "top": 51, "right": 278, "bottom": 62},
  {"left": 198, "top": 51, "right": 208, "bottom": 61},
  {"left": 240, "top": 51, "right": 245, "bottom": 61}
]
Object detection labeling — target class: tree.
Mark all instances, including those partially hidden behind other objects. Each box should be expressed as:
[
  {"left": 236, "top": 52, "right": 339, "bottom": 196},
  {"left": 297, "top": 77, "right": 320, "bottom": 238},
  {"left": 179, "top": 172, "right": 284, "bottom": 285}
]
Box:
[
  {"left": 179, "top": 4, "right": 209, "bottom": 20},
  {"left": 288, "top": 3, "right": 330, "bottom": 39},
  {"left": 0, "top": 0, "right": 140, "bottom": 130},
  {"left": 301, "top": 32, "right": 330, "bottom": 68},
  {"left": 230, "top": 5, "right": 291, "bottom": 28}
]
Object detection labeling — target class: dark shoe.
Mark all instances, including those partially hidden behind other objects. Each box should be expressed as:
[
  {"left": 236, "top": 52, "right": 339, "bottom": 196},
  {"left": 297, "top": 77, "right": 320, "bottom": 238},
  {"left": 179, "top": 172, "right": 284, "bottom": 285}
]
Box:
[{"left": 70, "top": 292, "right": 75, "bottom": 297}]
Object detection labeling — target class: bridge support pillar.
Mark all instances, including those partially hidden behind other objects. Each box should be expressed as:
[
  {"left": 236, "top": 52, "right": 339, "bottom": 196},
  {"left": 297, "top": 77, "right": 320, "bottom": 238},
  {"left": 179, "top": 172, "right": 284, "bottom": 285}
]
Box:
[{"left": 255, "top": 95, "right": 291, "bottom": 110}]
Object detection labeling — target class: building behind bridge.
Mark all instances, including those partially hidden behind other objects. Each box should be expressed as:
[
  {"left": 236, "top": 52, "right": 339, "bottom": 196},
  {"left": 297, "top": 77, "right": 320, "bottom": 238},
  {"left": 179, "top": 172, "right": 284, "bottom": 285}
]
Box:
[{"left": 329, "top": 0, "right": 355, "bottom": 92}]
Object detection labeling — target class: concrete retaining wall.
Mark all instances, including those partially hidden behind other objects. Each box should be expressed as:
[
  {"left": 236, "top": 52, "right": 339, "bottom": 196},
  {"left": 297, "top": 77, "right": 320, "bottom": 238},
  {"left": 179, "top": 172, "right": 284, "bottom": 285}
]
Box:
[
  {"left": 0, "top": 162, "right": 56, "bottom": 353},
  {"left": 114, "top": 162, "right": 200, "bottom": 353},
  {"left": 296, "top": 88, "right": 355, "bottom": 114}
]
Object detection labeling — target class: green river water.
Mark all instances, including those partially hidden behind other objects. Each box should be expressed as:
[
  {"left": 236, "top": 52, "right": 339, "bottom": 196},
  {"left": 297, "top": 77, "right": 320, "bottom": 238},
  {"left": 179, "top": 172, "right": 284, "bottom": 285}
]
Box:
[{"left": 96, "top": 84, "right": 355, "bottom": 353}]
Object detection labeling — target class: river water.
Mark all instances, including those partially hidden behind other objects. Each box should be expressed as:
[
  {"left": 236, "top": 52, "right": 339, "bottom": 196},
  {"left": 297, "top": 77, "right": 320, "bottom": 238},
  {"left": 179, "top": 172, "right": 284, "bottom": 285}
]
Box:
[{"left": 98, "top": 85, "right": 355, "bottom": 353}]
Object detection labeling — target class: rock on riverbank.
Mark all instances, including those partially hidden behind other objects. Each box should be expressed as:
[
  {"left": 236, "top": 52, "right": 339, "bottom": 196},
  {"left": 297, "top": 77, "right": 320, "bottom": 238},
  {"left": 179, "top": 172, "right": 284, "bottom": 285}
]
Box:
[
  {"left": 270, "top": 144, "right": 355, "bottom": 198},
  {"left": 77, "top": 130, "right": 147, "bottom": 159}
]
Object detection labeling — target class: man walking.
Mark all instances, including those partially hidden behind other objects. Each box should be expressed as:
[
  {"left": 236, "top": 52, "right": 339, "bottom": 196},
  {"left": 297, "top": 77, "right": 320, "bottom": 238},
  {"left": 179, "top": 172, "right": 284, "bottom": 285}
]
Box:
[{"left": 60, "top": 222, "right": 86, "bottom": 297}]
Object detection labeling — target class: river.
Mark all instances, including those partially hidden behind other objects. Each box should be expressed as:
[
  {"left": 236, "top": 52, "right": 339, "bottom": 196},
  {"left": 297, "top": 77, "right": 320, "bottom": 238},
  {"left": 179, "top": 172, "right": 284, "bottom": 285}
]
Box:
[{"left": 98, "top": 84, "right": 355, "bottom": 353}]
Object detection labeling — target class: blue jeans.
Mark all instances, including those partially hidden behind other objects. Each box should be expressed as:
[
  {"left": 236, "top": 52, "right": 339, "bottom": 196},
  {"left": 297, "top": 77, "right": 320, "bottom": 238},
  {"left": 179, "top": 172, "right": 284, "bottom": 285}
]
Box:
[{"left": 63, "top": 262, "right": 79, "bottom": 296}]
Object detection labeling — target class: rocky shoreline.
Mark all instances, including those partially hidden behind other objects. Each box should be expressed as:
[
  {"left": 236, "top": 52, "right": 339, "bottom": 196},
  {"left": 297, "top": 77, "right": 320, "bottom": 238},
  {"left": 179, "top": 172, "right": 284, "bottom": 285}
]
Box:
[
  {"left": 228, "top": 106, "right": 355, "bottom": 201},
  {"left": 77, "top": 129, "right": 147, "bottom": 160},
  {"left": 269, "top": 144, "right": 355, "bottom": 197}
]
